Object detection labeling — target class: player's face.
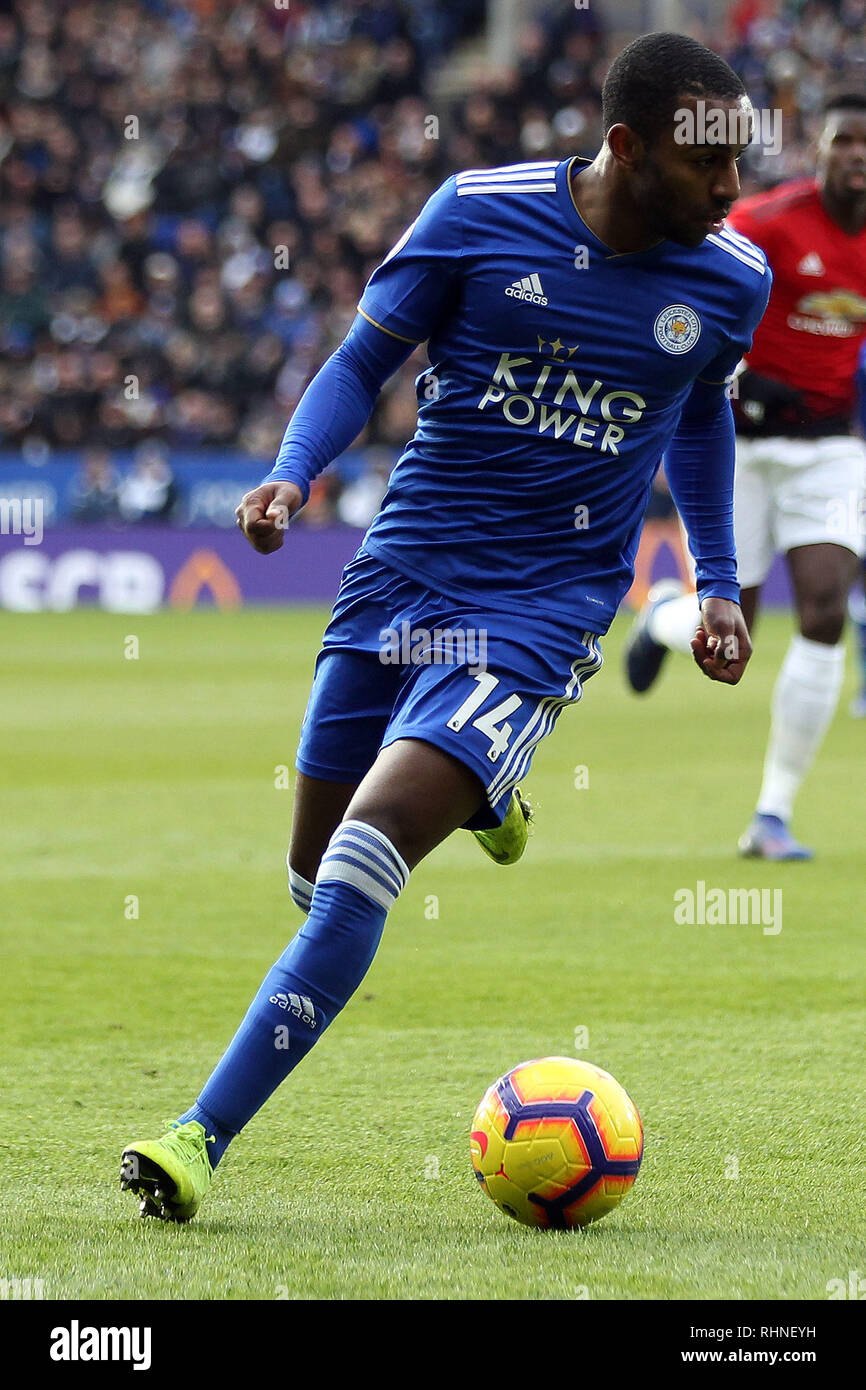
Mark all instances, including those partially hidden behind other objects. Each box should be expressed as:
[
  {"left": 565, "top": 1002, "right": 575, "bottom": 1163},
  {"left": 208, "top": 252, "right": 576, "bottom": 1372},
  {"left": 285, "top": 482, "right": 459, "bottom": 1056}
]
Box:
[
  {"left": 635, "top": 93, "right": 751, "bottom": 248},
  {"left": 816, "top": 110, "right": 866, "bottom": 204}
]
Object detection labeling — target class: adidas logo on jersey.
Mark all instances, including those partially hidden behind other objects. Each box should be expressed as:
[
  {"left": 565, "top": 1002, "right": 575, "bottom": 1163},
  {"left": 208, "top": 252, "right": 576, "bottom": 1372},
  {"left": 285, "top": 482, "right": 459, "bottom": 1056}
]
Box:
[
  {"left": 797, "top": 253, "right": 825, "bottom": 276},
  {"left": 506, "top": 273, "right": 548, "bottom": 306}
]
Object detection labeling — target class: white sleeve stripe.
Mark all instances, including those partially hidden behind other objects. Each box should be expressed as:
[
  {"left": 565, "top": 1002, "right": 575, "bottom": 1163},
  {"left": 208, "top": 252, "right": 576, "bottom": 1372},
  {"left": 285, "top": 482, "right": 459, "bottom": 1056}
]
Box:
[
  {"left": 706, "top": 233, "right": 766, "bottom": 273},
  {"left": 716, "top": 228, "right": 766, "bottom": 265},
  {"left": 457, "top": 168, "right": 558, "bottom": 185},
  {"left": 457, "top": 183, "right": 557, "bottom": 196},
  {"left": 456, "top": 162, "right": 558, "bottom": 179},
  {"left": 721, "top": 226, "right": 763, "bottom": 255}
]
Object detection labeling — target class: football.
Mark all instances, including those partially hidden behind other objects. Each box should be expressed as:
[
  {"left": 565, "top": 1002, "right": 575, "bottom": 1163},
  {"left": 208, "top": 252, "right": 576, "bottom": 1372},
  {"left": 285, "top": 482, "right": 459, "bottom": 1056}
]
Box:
[{"left": 470, "top": 1057, "right": 644, "bottom": 1229}]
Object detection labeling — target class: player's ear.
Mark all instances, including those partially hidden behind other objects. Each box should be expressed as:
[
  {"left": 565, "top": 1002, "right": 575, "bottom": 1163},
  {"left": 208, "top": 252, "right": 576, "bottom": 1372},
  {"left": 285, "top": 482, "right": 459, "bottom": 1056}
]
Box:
[{"left": 606, "top": 122, "right": 644, "bottom": 170}]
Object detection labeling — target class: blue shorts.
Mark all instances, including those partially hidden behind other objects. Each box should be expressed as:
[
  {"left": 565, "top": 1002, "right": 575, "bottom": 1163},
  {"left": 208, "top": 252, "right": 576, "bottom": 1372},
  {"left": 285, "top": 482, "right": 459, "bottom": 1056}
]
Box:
[{"left": 296, "top": 549, "right": 603, "bottom": 830}]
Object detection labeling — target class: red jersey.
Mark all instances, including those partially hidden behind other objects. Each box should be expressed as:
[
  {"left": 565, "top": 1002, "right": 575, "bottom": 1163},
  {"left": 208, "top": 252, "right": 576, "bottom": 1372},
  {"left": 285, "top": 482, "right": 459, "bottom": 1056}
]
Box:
[{"left": 727, "top": 179, "right": 866, "bottom": 422}]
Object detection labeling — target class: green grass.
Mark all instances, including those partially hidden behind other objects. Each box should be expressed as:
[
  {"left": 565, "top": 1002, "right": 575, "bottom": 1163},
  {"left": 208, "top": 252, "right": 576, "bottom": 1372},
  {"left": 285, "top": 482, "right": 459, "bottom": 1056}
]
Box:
[{"left": 1, "top": 606, "right": 864, "bottom": 1300}]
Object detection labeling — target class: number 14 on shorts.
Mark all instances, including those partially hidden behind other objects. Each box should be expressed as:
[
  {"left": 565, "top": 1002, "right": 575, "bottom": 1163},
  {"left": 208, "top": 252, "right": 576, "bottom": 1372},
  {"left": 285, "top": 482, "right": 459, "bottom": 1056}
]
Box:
[{"left": 447, "top": 672, "right": 523, "bottom": 762}]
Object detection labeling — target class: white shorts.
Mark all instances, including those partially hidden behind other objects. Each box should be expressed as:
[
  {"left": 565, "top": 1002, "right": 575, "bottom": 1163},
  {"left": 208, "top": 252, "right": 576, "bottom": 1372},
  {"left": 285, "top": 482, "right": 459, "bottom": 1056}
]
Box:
[{"left": 733, "top": 434, "right": 866, "bottom": 589}]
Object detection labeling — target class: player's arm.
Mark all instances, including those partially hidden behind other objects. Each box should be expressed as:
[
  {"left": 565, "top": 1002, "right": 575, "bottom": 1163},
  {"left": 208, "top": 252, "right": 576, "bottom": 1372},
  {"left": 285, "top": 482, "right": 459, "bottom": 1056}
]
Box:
[
  {"left": 235, "top": 316, "right": 417, "bottom": 552},
  {"left": 665, "top": 377, "right": 751, "bottom": 684},
  {"left": 236, "top": 176, "right": 463, "bottom": 554},
  {"left": 664, "top": 272, "right": 773, "bottom": 683}
]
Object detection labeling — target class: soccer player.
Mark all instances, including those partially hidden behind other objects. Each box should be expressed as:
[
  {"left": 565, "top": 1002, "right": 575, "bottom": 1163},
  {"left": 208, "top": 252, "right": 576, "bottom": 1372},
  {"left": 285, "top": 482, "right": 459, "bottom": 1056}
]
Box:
[
  {"left": 120, "top": 32, "right": 770, "bottom": 1221},
  {"left": 625, "top": 93, "right": 866, "bottom": 859}
]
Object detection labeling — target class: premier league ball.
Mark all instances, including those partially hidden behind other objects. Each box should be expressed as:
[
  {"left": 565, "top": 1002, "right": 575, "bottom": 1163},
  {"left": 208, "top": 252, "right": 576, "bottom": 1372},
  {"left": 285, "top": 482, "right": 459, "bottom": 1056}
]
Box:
[{"left": 470, "top": 1056, "right": 643, "bottom": 1229}]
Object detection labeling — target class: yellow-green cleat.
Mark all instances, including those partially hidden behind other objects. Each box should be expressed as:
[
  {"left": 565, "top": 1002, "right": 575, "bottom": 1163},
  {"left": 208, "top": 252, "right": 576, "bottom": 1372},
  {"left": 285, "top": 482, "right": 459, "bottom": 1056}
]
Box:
[
  {"left": 472, "top": 786, "right": 532, "bottom": 865},
  {"left": 120, "top": 1120, "right": 214, "bottom": 1222}
]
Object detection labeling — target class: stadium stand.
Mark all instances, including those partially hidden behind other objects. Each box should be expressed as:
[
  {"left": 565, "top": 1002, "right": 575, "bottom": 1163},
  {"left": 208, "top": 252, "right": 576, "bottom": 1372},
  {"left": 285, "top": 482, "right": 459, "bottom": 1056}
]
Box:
[{"left": 0, "top": 0, "right": 862, "bottom": 526}]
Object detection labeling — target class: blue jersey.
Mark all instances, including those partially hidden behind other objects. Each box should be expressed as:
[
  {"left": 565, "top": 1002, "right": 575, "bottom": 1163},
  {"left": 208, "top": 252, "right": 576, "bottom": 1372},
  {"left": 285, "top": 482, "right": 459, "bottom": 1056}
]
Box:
[{"left": 351, "top": 157, "right": 770, "bottom": 631}]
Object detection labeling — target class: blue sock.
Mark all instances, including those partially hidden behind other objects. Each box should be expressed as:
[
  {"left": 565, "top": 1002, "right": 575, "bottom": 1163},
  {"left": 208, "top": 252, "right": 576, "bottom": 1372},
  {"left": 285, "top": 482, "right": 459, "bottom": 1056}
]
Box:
[
  {"left": 179, "top": 820, "right": 409, "bottom": 1167},
  {"left": 176, "top": 1102, "right": 236, "bottom": 1166}
]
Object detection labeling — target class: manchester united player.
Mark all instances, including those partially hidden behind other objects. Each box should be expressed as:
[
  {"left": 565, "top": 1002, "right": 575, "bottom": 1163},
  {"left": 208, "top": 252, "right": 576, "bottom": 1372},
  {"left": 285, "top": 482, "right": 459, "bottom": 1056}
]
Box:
[{"left": 625, "top": 92, "right": 866, "bottom": 859}]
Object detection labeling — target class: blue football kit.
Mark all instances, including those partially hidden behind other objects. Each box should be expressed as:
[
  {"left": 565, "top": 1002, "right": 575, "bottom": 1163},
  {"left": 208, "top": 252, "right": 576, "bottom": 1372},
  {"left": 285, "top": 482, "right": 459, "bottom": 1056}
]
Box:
[
  {"left": 266, "top": 157, "right": 771, "bottom": 824},
  {"left": 157, "top": 161, "right": 773, "bottom": 1177}
]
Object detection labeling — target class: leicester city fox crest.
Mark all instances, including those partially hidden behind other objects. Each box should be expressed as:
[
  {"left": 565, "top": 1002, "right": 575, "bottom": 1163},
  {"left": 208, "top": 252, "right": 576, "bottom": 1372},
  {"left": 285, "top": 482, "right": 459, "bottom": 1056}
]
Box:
[{"left": 653, "top": 304, "right": 702, "bottom": 354}]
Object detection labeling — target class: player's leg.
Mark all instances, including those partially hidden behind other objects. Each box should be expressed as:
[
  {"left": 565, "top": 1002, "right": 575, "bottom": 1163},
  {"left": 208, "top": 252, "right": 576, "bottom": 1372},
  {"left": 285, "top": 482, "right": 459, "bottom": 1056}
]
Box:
[
  {"left": 121, "top": 738, "right": 484, "bottom": 1220},
  {"left": 287, "top": 715, "right": 529, "bottom": 912},
  {"left": 283, "top": 601, "right": 403, "bottom": 910},
  {"left": 623, "top": 577, "right": 694, "bottom": 692},
  {"left": 338, "top": 737, "right": 485, "bottom": 867},
  {"left": 288, "top": 640, "right": 529, "bottom": 906},
  {"left": 787, "top": 540, "right": 859, "bottom": 643},
  {"left": 748, "top": 541, "right": 856, "bottom": 839},
  {"left": 740, "top": 435, "right": 864, "bottom": 859},
  {"left": 120, "top": 614, "right": 601, "bottom": 1219},
  {"left": 286, "top": 772, "right": 358, "bottom": 912}
]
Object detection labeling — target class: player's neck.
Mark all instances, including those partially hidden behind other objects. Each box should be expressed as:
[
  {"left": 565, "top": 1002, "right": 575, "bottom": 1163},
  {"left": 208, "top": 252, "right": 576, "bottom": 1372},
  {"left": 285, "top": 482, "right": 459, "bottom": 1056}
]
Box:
[
  {"left": 570, "top": 156, "right": 663, "bottom": 254},
  {"left": 819, "top": 186, "right": 866, "bottom": 235}
]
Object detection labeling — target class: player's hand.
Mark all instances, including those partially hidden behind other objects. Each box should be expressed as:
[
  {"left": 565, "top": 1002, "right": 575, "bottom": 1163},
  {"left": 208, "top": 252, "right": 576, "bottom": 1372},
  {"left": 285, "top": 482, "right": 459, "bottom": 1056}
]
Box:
[
  {"left": 691, "top": 597, "right": 752, "bottom": 685},
  {"left": 235, "top": 482, "right": 303, "bottom": 554}
]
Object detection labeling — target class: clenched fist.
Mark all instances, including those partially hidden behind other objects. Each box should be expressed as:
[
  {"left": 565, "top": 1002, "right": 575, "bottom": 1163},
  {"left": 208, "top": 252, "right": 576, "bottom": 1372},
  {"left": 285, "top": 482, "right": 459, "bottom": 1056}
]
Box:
[
  {"left": 691, "top": 596, "right": 752, "bottom": 685},
  {"left": 235, "top": 481, "right": 304, "bottom": 554}
]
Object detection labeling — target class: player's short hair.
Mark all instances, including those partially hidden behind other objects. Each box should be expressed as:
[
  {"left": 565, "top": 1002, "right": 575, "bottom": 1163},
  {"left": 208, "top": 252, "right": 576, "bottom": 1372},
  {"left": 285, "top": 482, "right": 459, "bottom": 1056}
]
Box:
[
  {"left": 602, "top": 32, "right": 746, "bottom": 147},
  {"left": 822, "top": 90, "right": 866, "bottom": 116}
]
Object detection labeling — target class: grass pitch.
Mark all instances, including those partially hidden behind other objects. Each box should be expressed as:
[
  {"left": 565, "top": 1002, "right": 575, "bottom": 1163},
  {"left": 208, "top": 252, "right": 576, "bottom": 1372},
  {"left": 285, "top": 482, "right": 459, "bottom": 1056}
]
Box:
[{"left": 1, "top": 605, "right": 864, "bottom": 1301}]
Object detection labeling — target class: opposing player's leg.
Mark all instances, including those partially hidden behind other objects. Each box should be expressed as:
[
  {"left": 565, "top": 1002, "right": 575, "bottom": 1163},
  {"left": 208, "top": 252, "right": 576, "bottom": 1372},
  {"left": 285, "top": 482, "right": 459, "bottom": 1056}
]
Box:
[
  {"left": 623, "top": 578, "right": 692, "bottom": 692},
  {"left": 736, "top": 435, "right": 864, "bottom": 859},
  {"left": 739, "top": 441, "right": 862, "bottom": 857}
]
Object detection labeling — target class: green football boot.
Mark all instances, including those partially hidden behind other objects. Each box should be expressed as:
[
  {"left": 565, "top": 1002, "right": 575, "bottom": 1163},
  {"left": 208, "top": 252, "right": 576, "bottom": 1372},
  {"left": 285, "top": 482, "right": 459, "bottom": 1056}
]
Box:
[
  {"left": 472, "top": 786, "right": 532, "bottom": 865},
  {"left": 120, "top": 1120, "right": 214, "bottom": 1222}
]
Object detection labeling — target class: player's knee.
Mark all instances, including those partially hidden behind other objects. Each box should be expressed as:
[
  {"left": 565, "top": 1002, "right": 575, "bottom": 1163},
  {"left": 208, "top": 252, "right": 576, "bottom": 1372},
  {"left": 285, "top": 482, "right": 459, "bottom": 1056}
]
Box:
[
  {"left": 340, "top": 799, "right": 421, "bottom": 869},
  {"left": 799, "top": 591, "right": 847, "bottom": 645}
]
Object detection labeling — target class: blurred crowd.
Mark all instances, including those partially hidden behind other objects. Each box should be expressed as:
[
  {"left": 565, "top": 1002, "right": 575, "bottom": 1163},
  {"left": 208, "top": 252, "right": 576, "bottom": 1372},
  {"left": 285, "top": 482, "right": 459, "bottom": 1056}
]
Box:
[
  {"left": 725, "top": 0, "right": 866, "bottom": 175},
  {"left": 0, "top": 0, "right": 863, "bottom": 527}
]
